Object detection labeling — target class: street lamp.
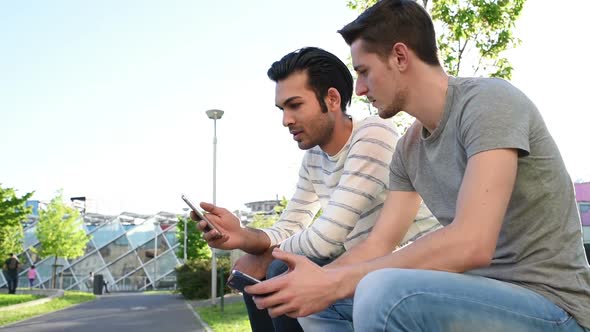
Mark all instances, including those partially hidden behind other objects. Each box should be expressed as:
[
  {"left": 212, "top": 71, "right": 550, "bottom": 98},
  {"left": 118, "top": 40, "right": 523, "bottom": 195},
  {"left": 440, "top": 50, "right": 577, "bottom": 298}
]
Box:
[
  {"left": 206, "top": 108, "right": 224, "bottom": 304},
  {"left": 153, "top": 220, "right": 159, "bottom": 290},
  {"left": 182, "top": 207, "right": 189, "bottom": 262}
]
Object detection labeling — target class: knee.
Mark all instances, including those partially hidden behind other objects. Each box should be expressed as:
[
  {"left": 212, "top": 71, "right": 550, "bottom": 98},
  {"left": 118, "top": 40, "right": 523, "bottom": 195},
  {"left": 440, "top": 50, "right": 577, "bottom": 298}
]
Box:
[
  {"left": 354, "top": 269, "right": 414, "bottom": 321},
  {"left": 355, "top": 269, "right": 395, "bottom": 311},
  {"left": 266, "top": 259, "right": 289, "bottom": 279}
]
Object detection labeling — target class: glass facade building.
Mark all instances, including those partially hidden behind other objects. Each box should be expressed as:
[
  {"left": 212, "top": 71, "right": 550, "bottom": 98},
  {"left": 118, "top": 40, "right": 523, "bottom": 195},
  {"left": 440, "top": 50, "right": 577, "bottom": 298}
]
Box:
[{"left": 0, "top": 211, "right": 181, "bottom": 292}]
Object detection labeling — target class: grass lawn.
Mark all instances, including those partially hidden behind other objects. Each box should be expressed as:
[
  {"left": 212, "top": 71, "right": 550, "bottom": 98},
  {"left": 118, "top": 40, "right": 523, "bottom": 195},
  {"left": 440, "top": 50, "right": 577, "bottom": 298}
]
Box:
[
  {"left": 196, "top": 301, "right": 250, "bottom": 332},
  {"left": 0, "top": 294, "right": 45, "bottom": 307},
  {"left": 0, "top": 291, "right": 95, "bottom": 327}
]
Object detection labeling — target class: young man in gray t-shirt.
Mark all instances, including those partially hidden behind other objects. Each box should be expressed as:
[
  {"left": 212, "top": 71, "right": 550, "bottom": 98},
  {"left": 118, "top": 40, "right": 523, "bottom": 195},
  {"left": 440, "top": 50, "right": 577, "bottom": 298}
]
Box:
[{"left": 245, "top": 1, "right": 590, "bottom": 331}]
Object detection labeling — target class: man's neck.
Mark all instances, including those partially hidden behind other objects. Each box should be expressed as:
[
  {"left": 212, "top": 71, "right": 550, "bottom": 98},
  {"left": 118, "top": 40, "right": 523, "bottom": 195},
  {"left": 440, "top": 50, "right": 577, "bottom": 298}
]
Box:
[
  {"left": 407, "top": 66, "right": 449, "bottom": 134},
  {"left": 322, "top": 116, "right": 353, "bottom": 156}
]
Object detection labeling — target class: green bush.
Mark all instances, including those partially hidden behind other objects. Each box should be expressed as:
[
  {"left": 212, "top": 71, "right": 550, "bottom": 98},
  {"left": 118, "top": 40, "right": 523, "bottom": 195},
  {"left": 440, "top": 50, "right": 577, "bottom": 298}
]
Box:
[{"left": 176, "top": 256, "right": 232, "bottom": 300}]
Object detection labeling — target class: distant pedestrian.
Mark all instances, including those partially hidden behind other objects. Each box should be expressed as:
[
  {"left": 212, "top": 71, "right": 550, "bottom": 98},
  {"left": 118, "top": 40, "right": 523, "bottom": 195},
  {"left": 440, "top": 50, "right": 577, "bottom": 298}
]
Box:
[
  {"left": 87, "top": 272, "right": 94, "bottom": 291},
  {"left": 3, "top": 253, "right": 20, "bottom": 294},
  {"left": 27, "top": 265, "right": 38, "bottom": 289}
]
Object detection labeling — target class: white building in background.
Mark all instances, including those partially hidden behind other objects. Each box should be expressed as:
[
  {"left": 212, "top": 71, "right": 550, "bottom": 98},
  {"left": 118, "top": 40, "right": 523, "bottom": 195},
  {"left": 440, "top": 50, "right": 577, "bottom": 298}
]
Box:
[{"left": 234, "top": 199, "right": 281, "bottom": 225}]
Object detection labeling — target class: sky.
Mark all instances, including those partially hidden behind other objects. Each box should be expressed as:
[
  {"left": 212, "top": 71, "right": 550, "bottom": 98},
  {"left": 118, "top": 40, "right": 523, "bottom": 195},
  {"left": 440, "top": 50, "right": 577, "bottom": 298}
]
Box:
[{"left": 1, "top": 0, "right": 589, "bottom": 216}]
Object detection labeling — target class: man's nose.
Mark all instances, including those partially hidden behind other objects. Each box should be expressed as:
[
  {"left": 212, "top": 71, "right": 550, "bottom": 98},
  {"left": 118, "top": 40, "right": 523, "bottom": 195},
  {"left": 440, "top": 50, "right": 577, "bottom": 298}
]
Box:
[
  {"left": 355, "top": 78, "right": 368, "bottom": 96},
  {"left": 283, "top": 111, "right": 294, "bottom": 127}
]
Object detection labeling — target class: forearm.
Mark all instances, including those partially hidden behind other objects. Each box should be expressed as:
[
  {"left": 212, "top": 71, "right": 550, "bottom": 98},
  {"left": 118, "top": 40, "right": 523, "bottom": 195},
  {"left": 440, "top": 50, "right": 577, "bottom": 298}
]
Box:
[
  {"left": 327, "top": 236, "right": 394, "bottom": 268},
  {"left": 328, "top": 191, "right": 421, "bottom": 268},
  {"left": 238, "top": 227, "right": 273, "bottom": 255},
  {"left": 333, "top": 224, "right": 488, "bottom": 299}
]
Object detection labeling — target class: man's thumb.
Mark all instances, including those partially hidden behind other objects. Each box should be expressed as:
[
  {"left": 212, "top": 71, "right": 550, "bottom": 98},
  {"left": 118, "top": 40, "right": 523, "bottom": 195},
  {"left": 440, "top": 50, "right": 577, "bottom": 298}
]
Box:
[{"left": 272, "top": 248, "right": 299, "bottom": 269}]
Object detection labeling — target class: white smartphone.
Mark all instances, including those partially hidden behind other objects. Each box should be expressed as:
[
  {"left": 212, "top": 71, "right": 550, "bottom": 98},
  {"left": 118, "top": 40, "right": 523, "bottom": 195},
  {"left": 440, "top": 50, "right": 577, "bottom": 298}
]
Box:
[{"left": 181, "top": 194, "right": 224, "bottom": 238}]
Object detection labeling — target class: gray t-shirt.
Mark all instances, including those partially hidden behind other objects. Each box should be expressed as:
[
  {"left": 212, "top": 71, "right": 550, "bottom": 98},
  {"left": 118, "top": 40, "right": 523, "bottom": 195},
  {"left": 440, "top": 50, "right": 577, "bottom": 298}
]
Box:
[{"left": 390, "top": 76, "right": 590, "bottom": 328}]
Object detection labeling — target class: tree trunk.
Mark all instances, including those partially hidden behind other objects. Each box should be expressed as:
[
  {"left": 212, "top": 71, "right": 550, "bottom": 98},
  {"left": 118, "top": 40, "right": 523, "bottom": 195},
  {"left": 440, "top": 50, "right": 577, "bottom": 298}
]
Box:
[{"left": 51, "top": 256, "right": 58, "bottom": 289}]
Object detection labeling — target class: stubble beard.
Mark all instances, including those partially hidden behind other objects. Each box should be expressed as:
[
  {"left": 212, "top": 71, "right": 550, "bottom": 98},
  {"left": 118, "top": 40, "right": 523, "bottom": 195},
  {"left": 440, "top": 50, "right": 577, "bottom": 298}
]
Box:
[
  {"left": 379, "top": 88, "right": 407, "bottom": 119},
  {"left": 298, "top": 114, "right": 335, "bottom": 151}
]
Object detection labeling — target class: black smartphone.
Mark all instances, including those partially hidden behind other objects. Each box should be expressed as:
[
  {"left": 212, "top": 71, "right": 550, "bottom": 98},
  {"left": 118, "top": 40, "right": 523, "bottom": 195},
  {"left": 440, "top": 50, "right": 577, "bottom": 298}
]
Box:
[
  {"left": 227, "top": 269, "right": 261, "bottom": 293},
  {"left": 181, "top": 194, "right": 224, "bottom": 238}
]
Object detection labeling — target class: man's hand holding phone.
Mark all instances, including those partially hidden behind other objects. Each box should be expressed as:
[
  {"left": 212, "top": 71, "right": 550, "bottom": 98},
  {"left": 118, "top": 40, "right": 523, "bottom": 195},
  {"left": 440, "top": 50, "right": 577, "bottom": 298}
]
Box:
[{"left": 182, "top": 195, "right": 247, "bottom": 250}]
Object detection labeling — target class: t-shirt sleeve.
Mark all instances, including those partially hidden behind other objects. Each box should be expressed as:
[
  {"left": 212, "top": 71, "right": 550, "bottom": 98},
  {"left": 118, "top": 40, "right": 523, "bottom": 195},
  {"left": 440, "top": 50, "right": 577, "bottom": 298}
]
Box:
[
  {"left": 389, "top": 137, "right": 415, "bottom": 192},
  {"left": 460, "top": 80, "right": 531, "bottom": 158}
]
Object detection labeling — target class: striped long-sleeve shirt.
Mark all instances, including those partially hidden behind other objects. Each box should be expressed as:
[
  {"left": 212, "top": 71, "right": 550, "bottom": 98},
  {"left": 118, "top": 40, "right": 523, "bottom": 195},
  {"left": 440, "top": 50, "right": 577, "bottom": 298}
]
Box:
[{"left": 262, "top": 116, "right": 438, "bottom": 260}]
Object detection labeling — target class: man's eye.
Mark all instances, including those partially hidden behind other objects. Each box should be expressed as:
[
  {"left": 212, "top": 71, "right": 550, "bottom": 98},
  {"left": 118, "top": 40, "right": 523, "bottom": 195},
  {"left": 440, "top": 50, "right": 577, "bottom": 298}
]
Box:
[{"left": 290, "top": 103, "right": 302, "bottom": 109}]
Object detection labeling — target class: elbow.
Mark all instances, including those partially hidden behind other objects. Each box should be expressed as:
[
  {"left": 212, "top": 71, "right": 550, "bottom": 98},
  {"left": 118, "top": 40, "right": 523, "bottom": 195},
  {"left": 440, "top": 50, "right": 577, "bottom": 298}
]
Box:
[
  {"left": 315, "top": 245, "right": 346, "bottom": 261},
  {"left": 463, "top": 241, "right": 495, "bottom": 270}
]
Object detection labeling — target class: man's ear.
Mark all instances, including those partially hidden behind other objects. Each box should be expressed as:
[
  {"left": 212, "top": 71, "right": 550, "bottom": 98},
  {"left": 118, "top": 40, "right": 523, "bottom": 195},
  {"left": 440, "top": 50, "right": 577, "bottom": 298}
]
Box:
[
  {"left": 326, "top": 87, "right": 342, "bottom": 112},
  {"left": 390, "top": 42, "right": 410, "bottom": 71}
]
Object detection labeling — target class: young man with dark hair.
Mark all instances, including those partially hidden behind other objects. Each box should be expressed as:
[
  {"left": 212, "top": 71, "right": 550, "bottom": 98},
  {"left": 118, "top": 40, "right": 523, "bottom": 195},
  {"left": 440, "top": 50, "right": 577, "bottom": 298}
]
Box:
[
  {"left": 194, "top": 46, "right": 438, "bottom": 331},
  {"left": 246, "top": 1, "right": 590, "bottom": 331},
  {"left": 3, "top": 253, "right": 20, "bottom": 294}
]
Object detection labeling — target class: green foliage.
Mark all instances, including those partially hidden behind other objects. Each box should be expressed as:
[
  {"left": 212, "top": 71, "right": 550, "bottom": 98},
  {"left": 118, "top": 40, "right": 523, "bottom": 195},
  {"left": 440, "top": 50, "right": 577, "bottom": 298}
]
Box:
[
  {"left": 176, "top": 215, "right": 212, "bottom": 261},
  {"left": 0, "top": 184, "right": 32, "bottom": 258},
  {"left": 0, "top": 294, "right": 45, "bottom": 308},
  {"left": 0, "top": 224, "right": 24, "bottom": 259},
  {"left": 248, "top": 213, "right": 279, "bottom": 229},
  {"left": 0, "top": 185, "right": 33, "bottom": 228},
  {"left": 176, "top": 257, "right": 232, "bottom": 300},
  {"left": 431, "top": 0, "right": 524, "bottom": 79},
  {"left": 36, "top": 192, "right": 89, "bottom": 261}
]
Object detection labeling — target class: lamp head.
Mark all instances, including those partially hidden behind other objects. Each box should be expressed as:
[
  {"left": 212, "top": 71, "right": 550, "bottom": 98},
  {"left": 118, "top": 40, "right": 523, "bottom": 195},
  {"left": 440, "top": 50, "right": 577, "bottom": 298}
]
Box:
[{"left": 206, "top": 109, "right": 224, "bottom": 120}]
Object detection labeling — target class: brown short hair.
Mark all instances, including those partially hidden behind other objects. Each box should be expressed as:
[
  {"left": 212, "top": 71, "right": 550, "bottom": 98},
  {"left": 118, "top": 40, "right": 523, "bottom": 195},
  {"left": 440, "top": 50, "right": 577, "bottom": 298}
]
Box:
[{"left": 338, "top": 0, "right": 440, "bottom": 66}]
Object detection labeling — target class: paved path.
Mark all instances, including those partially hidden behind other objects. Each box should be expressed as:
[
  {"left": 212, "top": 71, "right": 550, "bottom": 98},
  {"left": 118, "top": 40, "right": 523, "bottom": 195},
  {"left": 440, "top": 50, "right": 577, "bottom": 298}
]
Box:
[{"left": 1, "top": 293, "right": 204, "bottom": 332}]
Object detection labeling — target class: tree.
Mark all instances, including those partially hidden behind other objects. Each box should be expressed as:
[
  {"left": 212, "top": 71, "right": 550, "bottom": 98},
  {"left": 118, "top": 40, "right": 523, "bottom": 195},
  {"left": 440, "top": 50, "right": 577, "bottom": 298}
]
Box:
[
  {"left": 35, "top": 192, "right": 89, "bottom": 288},
  {"left": 0, "top": 224, "right": 24, "bottom": 259},
  {"left": 431, "top": 0, "right": 525, "bottom": 79},
  {"left": 176, "top": 215, "right": 212, "bottom": 261},
  {"left": 346, "top": 0, "right": 525, "bottom": 131},
  {"left": 0, "top": 184, "right": 32, "bottom": 258}
]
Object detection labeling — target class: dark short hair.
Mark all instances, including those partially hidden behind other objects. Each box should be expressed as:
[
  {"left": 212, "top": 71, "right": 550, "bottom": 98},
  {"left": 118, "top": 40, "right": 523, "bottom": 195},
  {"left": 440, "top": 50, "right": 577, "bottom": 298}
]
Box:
[
  {"left": 267, "top": 47, "right": 353, "bottom": 113},
  {"left": 338, "top": 0, "right": 440, "bottom": 66},
  {"left": 9, "top": 253, "right": 13, "bottom": 256}
]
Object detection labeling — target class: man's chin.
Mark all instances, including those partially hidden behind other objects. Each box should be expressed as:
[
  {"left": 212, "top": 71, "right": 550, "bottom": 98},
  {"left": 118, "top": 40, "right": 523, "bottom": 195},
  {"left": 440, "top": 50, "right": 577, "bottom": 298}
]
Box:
[
  {"left": 378, "top": 108, "right": 399, "bottom": 119},
  {"left": 297, "top": 141, "right": 314, "bottom": 150}
]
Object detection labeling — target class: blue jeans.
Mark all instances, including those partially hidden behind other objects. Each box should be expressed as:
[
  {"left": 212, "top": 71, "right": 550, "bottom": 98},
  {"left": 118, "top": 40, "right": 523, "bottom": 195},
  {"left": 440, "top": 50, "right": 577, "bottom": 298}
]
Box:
[
  {"left": 243, "top": 258, "right": 303, "bottom": 332},
  {"left": 244, "top": 257, "right": 332, "bottom": 332},
  {"left": 5, "top": 272, "right": 18, "bottom": 294},
  {"left": 300, "top": 268, "right": 589, "bottom": 332}
]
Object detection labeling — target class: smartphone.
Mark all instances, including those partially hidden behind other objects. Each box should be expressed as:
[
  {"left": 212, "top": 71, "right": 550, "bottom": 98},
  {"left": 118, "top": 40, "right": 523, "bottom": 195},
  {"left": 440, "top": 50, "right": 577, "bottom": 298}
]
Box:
[
  {"left": 181, "top": 194, "right": 224, "bottom": 238},
  {"left": 227, "top": 269, "right": 261, "bottom": 293}
]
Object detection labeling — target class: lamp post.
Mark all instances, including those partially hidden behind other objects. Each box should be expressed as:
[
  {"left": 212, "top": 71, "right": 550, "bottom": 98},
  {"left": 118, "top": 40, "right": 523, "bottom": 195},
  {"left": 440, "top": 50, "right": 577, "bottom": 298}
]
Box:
[
  {"left": 182, "top": 207, "right": 189, "bottom": 262},
  {"left": 153, "top": 220, "right": 159, "bottom": 290},
  {"left": 206, "top": 108, "right": 224, "bottom": 304}
]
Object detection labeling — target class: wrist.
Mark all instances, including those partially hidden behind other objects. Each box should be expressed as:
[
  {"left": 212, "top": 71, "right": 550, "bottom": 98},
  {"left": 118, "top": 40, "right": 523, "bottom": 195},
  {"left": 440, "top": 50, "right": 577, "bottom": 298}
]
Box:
[
  {"left": 239, "top": 227, "right": 272, "bottom": 254},
  {"left": 235, "top": 227, "right": 248, "bottom": 249},
  {"left": 331, "top": 267, "right": 356, "bottom": 300}
]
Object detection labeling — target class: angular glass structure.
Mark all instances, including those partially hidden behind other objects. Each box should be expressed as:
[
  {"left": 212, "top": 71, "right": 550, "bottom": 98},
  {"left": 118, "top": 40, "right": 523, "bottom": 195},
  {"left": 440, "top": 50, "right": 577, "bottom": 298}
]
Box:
[{"left": 1, "top": 211, "right": 181, "bottom": 292}]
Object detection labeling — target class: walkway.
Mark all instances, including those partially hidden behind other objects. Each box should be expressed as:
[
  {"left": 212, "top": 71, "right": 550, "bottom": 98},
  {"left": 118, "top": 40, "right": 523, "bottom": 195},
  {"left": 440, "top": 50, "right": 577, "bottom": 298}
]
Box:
[{"left": 1, "top": 293, "right": 204, "bottom": 332}]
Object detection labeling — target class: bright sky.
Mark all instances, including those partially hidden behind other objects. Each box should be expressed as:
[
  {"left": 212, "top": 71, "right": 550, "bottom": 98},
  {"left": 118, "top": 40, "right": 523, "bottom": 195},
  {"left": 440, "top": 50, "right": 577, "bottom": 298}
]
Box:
[{"left": 1, "top": 0, "right": 589, "bottom": 216}]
